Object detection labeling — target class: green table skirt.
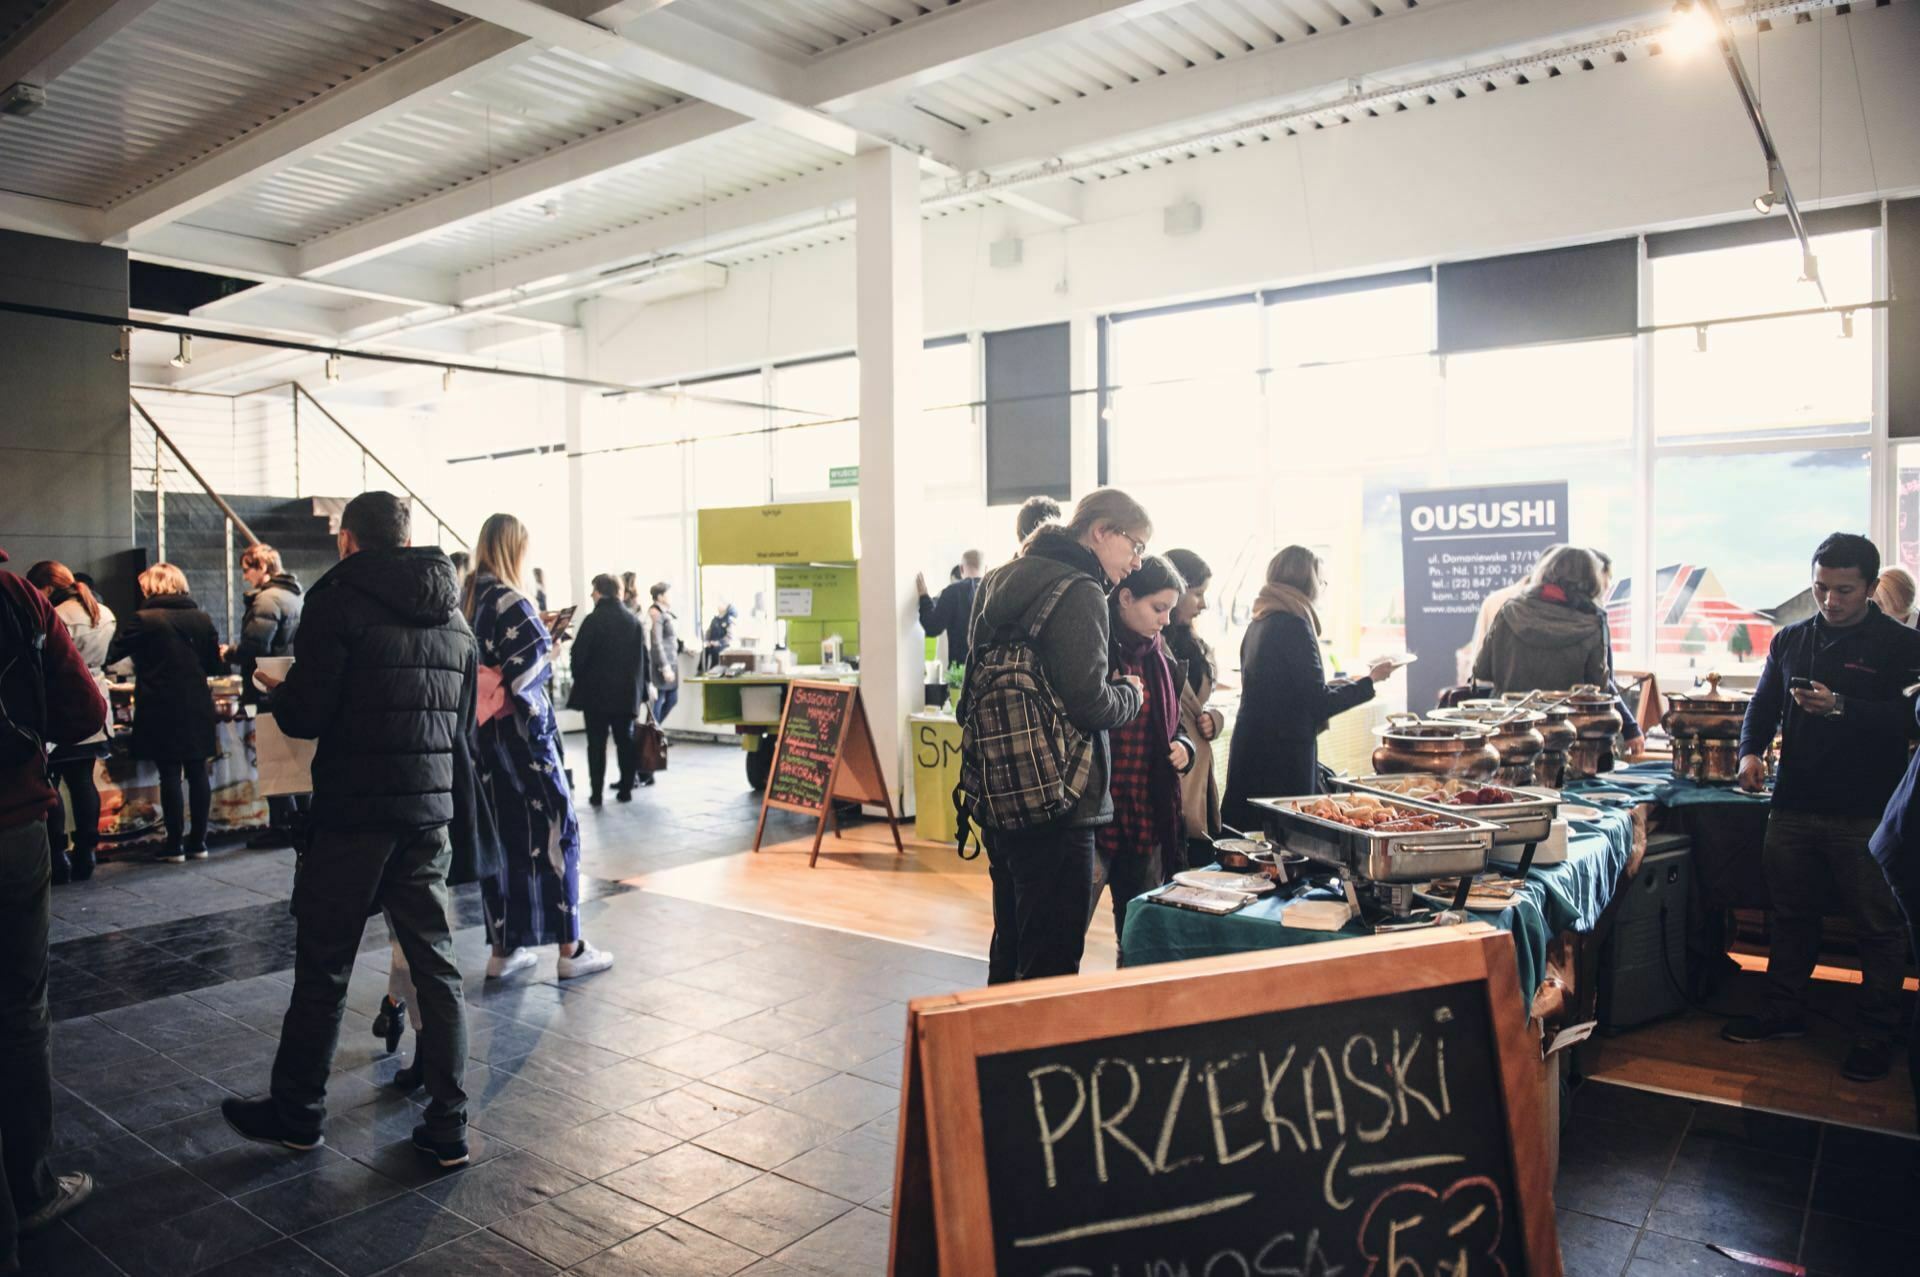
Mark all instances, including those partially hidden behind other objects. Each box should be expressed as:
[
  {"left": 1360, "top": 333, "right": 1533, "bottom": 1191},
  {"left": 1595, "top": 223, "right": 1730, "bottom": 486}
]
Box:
[{"left": 1565, "top": 759, "right": 1771, "bottom": 809}]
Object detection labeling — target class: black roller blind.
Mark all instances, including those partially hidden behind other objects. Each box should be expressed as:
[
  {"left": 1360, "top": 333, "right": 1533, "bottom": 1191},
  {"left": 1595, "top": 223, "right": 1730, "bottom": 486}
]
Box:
[
  {"left": 1436, "top": 239, "right": 1638, "bottom": 354},
  {"left": 1891, "top": 199, "right": 1920, "bottom": 440},
  {"left": 985, "top": 322, "right": 1071, "bottom": 505}
]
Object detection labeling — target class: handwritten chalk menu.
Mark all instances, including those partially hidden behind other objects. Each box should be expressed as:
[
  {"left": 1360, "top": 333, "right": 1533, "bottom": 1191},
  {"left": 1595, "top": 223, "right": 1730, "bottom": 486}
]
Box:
[
  {"left": 890, "top": 926, "right": 1558, "bottom": 1276},
  {"left": 752, "top": 681, "right": 905, "bottom": 867}
]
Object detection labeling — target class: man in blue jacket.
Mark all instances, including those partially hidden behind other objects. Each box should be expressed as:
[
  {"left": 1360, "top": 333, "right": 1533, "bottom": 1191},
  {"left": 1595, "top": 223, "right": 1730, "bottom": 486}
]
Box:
[
  {"left": 1870, "top": 703, "right": 1920, "bottom": 1127},
  {"left": 1723, "top": 533, "right": 1920, "bottom": 1084}
]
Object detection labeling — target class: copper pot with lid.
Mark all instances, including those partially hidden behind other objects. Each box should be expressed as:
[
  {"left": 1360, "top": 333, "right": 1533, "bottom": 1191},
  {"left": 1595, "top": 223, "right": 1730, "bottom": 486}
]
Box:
[
  {"left": 1371, "top": 713, "right": 1501, "bottom": 780},
  {"left": 1551, "top": 686, "right": 1625, "bottom": 780},
  {"left": 1430, "top": 705, "right": 1547, "bottom": 789},
  {"left": 1472, "top": 695, "right": 1576, "bottom": 788},
  {"left": 1661, "top": 672, "right": 1752, "bottom": 784}
]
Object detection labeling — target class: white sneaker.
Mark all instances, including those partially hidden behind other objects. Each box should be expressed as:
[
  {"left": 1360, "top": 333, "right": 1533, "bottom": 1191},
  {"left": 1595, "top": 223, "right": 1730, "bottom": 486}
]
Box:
[
  {"left": 558, "top": 939, "right": 614, "bottom": 979},
  {"left": 485, "top": 948, "right": 537, "bottom": 980}
]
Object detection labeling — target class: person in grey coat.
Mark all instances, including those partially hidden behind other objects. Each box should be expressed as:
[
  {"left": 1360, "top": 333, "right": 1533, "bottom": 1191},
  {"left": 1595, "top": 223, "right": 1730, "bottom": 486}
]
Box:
[
  {"left": 227, "top": 543, "right": 305, "bottom": 847},
  {"left": 964, "top": 489, "right": 1151, "bottom": 983},
  {"left": 1472, "top": 546, "right": 1611, "bottom": 695},
  {"left": 646, "top": 582, "right": 682, "bottom": 725}
]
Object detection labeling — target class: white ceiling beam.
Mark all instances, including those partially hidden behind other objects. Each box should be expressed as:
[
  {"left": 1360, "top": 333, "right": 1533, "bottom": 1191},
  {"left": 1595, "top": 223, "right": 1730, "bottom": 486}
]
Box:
[
  {"left": 0, "top": 190, "right": 100, "bottom": 240},
  {"left": 434, "top": 0, "right": 860, "bottom": 153},
  {"left": 98, "top": 19, "right": 532, "bottom": 244},
  {"left": 958, "top": 0, "right": 1670, "bottom": 172},
  {"left": 993, "top": 184, "right": 1084, "bottom": 228},
  {"left": 0, "top": 0, "right": 162, "bottom": 91}
]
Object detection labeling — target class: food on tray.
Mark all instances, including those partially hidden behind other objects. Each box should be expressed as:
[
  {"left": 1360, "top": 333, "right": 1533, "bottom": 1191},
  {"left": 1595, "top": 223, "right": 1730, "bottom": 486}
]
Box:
[
  {"left": 1381, "top": 778, "right": 1526, "bottom": 807},
  {"left": 1298, "top": 796, "right": 1447, "bottom": 833}
]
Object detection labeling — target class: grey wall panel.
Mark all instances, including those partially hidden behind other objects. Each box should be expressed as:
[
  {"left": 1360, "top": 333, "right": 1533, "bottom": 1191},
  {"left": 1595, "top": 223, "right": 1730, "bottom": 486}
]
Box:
[{"left": 1892, "top": 199, "right": 1920, "bottom": 440}]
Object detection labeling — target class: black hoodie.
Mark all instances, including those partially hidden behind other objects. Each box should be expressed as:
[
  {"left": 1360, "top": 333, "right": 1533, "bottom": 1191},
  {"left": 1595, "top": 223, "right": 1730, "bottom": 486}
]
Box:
[{"left": 270, "top": 547, "right": 477, "bottom": 831}]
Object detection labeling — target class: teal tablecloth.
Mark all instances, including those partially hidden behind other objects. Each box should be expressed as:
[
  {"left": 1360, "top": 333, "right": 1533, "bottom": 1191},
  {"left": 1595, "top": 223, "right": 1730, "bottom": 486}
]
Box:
[
  {"left": 1119, "top": 806, "right": 1635, "bottom": 1010},
  {"left": 1564, "top": 759, "right": 1771, "bottom": 809}
]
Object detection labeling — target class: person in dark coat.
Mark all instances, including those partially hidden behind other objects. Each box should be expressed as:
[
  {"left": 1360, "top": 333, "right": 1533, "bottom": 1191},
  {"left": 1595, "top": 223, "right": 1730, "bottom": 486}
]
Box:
[
  {"left": 105, "top": 563, "right": 223, "bottom": 862},
  {"left": 226, "top": 543, "right": 306, "bottom": 847},
  {"left": 567, "top": 573, "right": 651, "bottom": 804},
  {"left": 220, "top": 492, "right": 478, "bottom": 1169},
  {"left": 963, "top": 488, "right": 1150, "bottom": 984},
  {"left": 916, "top": 549, "right": 983, "bottom": 669},
  {"left": 1223, "top": 547, "right": 1398, "bottom": 830}
]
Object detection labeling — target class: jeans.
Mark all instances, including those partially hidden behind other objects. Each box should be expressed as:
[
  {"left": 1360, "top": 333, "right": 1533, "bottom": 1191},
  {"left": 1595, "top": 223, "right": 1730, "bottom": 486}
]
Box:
[
  {"left": 985, "top": 826, "right": 1097, "bottom": 985},
  {"left": 273, "top": 824, "right": 468, "bottom": 1140},
  {"left": 0, "top": 818, "right": 56, "bottom": 1270},
  {"left": 45, "top": 758, "right": 100, "bottom": 855},
  {"left": 581, "top": 711, "right": 638, "bottom": 797},
  {"left": 1761, "top": 809, "right": 1908, "bottom": 1040},
  {"left": 653, "top": 684, "right": 679, "bottom": 725},
  {"left": 155, "top": 758, "right": 211, "bottom": 851},
  {"left": 1091, "top": 840, "right": 1165, "bottom": 961}
]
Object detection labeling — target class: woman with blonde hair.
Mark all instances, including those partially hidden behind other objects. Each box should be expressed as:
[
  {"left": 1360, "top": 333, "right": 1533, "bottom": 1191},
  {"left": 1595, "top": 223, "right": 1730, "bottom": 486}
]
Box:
[
  {"left": 1222, "top": 547, "right": 1399, "bottom": 827},
  {"left": 1472, "top": 545, "right": 1611, "bottom": 695},
  {"left": 963, "top": 486, "right": 1151, "bottom": 983},
  {"left": 1875, "top": 567, "right": 1918, "bottom": 628},
  {"left": 105, "top": 563, "right": 222, "bottom": 862},
  {"left": 25, "top": 561, "right": 114, "bottom": 881},
  {"left": 463, "top": 513, "right": 613, "bottom": 980}
]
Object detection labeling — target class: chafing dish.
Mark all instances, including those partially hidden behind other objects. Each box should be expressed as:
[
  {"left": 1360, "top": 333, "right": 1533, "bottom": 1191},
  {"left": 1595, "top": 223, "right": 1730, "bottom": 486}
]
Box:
[
  {"left": 1370, "top": 714, "right": 1501, "bottom": 779},
  {"left": 1335, "top": 774, "right": 1559, "bottom": 849},
  {"left": 1429, "top": 705, "right": 1547, "bottom": 788},
  {"left": 1475, "top": 695, "right": 1577, "bottom": 787},
  {"left": 1249, "top": 795, "right": 1498, "bottom": 883},
  {"left": 1544, "top": 686, "right": 1624, "bottom": 780},
  {"left": 1661, "top": 672, "right": 1752, "bottom": 784}
]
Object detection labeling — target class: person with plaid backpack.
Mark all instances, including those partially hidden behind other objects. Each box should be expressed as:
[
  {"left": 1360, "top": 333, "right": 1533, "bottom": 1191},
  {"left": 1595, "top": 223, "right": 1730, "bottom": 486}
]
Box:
[{"left": 957, "top": 489, "right": 1152, "bottom": 983}]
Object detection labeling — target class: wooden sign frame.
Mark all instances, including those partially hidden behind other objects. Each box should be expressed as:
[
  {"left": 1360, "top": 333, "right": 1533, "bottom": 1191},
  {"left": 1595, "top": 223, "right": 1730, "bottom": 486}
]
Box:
[
  {"left": 751, "top": 680, "right": 906, "bottom": 867},
  {"left": 889, "top": 925, "right": 1559, "bottom": 1276}
]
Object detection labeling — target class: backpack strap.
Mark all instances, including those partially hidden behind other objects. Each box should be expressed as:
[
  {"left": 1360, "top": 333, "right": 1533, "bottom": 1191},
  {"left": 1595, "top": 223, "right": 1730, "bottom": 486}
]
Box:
[{"left": 1019, "top": 575, "right": 1083, "bottom": 643}]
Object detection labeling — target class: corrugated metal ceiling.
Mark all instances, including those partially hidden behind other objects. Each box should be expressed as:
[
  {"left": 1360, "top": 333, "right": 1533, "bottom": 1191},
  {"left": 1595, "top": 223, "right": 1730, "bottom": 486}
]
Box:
[
  {"left": 0, "top": 0, "right": 457, "bottom": 206},
  {"left": 667, "top": 0, "right": 962, "bottom": 59}
]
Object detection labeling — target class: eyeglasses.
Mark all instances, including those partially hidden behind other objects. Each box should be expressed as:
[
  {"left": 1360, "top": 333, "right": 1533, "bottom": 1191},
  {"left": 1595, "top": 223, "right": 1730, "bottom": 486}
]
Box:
[{"left": 1125, "top": 535, "right": 1147, "bottom": 558}]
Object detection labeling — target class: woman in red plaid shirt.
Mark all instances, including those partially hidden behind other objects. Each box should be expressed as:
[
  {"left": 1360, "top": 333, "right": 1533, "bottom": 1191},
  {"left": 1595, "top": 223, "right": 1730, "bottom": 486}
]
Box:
[{"left": 1093, "top": 556, "right": 1197, "bottom": 959}]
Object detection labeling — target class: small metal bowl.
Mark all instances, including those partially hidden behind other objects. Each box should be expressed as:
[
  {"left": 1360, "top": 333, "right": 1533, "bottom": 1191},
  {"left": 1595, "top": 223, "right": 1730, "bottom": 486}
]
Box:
[{"left": 1214, "top": 837, "right": 1272, "bottom": 872}]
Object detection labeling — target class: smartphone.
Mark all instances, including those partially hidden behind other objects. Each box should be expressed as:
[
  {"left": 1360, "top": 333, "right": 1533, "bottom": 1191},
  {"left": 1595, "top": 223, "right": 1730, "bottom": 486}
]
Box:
[{"left": 1788, "top": 676, "right": 1815, "bottom": 691}]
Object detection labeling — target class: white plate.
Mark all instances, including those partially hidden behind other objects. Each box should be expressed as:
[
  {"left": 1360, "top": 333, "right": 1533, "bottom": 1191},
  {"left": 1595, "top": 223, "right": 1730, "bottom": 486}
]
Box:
[
  {"left": 1174, "top": 870, "right": 1276, "bottom": 895},
  {"left": 1559, "top": 804, "right": 1604, "bottom": 821}
]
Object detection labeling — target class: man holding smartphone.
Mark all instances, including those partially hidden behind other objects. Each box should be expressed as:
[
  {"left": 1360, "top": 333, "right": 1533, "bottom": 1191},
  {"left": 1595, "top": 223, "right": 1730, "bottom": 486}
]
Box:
[{"left": 1724, "top": 533, "right": 1920, "bottom": 1083}]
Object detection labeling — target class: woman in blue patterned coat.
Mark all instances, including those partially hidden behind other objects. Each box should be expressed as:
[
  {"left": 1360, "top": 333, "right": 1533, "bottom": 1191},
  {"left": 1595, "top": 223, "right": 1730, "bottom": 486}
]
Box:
[{"left": 462, "top": 514, "right": 614, "bottom": 981}]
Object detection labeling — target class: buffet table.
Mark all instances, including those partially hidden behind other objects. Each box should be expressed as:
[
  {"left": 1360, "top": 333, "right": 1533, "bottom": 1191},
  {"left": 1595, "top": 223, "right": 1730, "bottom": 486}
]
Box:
[{"left": 1120, "top": 805, "right": 1636, "bottom": 1012}]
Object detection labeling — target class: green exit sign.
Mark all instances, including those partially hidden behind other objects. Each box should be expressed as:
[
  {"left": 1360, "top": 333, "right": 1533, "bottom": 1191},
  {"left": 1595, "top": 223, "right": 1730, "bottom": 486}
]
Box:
[{"left": 829, "top": 466, "right": 859, "bottom": 488}]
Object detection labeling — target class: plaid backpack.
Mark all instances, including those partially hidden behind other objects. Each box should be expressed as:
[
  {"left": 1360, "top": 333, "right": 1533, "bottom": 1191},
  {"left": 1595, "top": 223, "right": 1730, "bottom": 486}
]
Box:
[{"left": 953, "top": 576, "right": 1093, "bottom": 857}]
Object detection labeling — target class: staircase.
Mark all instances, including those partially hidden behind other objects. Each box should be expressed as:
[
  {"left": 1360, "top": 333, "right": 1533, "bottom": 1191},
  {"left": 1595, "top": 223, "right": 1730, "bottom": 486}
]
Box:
[{"left": 131, "top": 494, "right": 340, "bottom": 643}]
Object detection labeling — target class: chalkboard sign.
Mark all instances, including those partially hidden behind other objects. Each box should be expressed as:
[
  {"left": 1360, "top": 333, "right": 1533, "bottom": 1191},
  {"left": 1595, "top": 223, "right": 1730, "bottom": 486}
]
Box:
[
  {"left": 752, "top": 681, "right": 905, "bottom": 866},
  {"left": 890, "top": 927, "right": 1558, "bottom": 1276}
]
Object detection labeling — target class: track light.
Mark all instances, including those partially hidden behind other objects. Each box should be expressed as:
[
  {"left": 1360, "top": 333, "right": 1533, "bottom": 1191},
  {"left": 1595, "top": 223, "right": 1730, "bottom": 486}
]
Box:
[
  {"left": 1694, "top": 325, "right": 1709, "bottom": 354},
  {"left": 170, "top": 334, "right": 192, "bottom": 368},
  {"left": 1839, "top": 310, "right": 1855, "bottom": 340},
  {"left": 1667, "top": 0, "right": 1718, "bottom": 58},
  {"left": 110, "top": 327, "right": 131, "bottom": 362},
  {"left": 1753, "top": 158, "right": 1783, "bottom": 215},
  {"left": 442, "top": 366, "right": 454, "bottom": 392},
  {"left": 325, "top": 353, "right": 342, "bottom": 382}
]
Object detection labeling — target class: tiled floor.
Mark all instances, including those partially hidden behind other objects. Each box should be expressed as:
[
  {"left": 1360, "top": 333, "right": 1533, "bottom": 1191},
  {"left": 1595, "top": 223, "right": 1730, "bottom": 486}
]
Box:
[{"left": 25, "top": 741, "right": 1920, "bottom": 1275}]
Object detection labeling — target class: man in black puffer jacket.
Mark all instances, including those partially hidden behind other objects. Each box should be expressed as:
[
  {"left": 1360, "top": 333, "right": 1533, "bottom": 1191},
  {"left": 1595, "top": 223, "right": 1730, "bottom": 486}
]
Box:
[{"left": 221, "top": 492, "right": 478, "bottom": 1168}]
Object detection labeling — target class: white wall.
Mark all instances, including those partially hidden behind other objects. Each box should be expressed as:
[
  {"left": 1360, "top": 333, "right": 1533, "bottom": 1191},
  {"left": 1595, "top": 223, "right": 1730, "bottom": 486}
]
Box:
[{"left": 585, "top": 3, "right": 1920, "bottom": 385}]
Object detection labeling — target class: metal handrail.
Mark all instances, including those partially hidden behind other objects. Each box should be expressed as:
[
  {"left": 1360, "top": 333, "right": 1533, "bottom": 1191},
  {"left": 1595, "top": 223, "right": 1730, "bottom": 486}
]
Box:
[
  {"left": 129, "top": 395, "right": 261, "bottom": 546},
  {"left": 292, "top": 384, "right": 469, "bottom": 550}
]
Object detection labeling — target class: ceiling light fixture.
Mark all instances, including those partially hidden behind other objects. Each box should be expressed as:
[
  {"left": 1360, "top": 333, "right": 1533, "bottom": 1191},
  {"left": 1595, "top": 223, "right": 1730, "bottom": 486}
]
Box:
[
  {"left": 1839, "top": 310, "right": 1855, "bottom": 340},
  {"left": 325, "top": 353, "right": 342, "bottom": 382},
  {"left": 110, "top": 327, "right": 131, "bottom": 362},
  {"left": 1666, "top": 0, "right": 1719, "bottom": 58},
  {"left": 170, "top": 334, "right": 192, "bottom": 368},
  {"left": 1694, "top": 325, "right": 1709, "bottom": 353},
  {"left": 1753, "top": 158, "right": 1784, "bottom": 215},
  {"left": 442, "top": 366, "right": 454, "bottom": 392}
]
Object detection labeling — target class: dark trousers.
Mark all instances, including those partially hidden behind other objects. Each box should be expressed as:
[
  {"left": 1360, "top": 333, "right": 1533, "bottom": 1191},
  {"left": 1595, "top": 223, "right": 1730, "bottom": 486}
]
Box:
[
  {"left": 654, "top": 684, "right": 679, "bottom": 725},
  {"left": 1091, "top": 840, "right": 1165, "bottom": 961},
  {"left": 273, "top": 824, "right": 468, "bottom": 1140},
  {"left": 0, "top": 818, "right": 56, "bottom": 1270},
  {"left": 155, "top": 758, "right": 211, "bottom": 851},
  {"left": 267, "top": 794, "right": 308, "bottom": 830},
  {"left": 985, "top": 826, "right": 1096, "bottom": 985},
  {"left": 1879, "top": 876, "right": 1920, "bottom": 1128},
  {"left": 1761, "top": 809, "right": 1908, "bottom": 1040},
  {"left": 45, "top": 758, "right": 100, "bottom": 854},
  {"left": 581, "top": 711, "right": 638, "bottom": 798}
]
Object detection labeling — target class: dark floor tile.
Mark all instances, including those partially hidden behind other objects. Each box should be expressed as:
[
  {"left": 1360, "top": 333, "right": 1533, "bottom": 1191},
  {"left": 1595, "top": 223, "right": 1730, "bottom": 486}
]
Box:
[
  {"left": 51, "top": 988, "right": 148, "bottom": 1020},
  {"left": 1646, "top": 1180, "right": 1803, "bottom": 1260},
  {"left": 1817, "top": 1122, "right": 1920, "bottom": 1172},
  {"left": 1627, "top": 1229, "right": 1791, "bottom": 1275},
  {"left": 196, "top": 1237, "right": 344, "bottom": 1277},
  {"left": 602, "top": 1144, "right": 760, "bottom": 1216},
  {"left": 97, "top": 994, "right": 245, "bottom": 1054},
  {"left": 1555, "top": 1158, "right": 1664, "bottom": 1228},
  {"left": 294, "top": 1189, "right": 476, "bottom": 1277},
  {"left": 64, "top": 1052, "right": 202, "bottom": 1104},
  {"left": 623, "top": 1082, "right": 761, "bottom": 1140},
  {"left": 765, "top": 1206, "right": 888, "bottom": 1277},
  {"left": 683, "top": 1172, "right": 852, "bottom": 1256},
  {"left": 1800, "top": 1210, "right": 1917, "bottom": 1275},
  {"left": 1666, "top": 1134, "right": 1813, "bottom": 1210},
  {"left": 66, "top": 1165, "right": 223, "bottom": 1244},
  {"left": 52, "top": 1016, "right": 157, "bottom": 1072},
  {"left": 53, "top": 1132, "right": 176, "bottom": 1192},
  {"left": 570, "top": 1218, "right": 757, "bottom": 1277},
  {"left": 1686, "top": 1102, "right": 1821, "bottom": 1158},
  {"left": 415, "top": 1150, "right": 583, "bottom": 1226},
  {"left": 50, "top": 1090, "right": 130, "bottom": 1154},
  {"left": 765, "top": 1131, "right": 895, "bottom": 1205},
  {"left": 693, "top": 1107, "right": 840, "bottom": 1172},
  {"left": 774, "top": 1074, "right": 896, "bottom": 1133},
  {"left": 352, "top": 1127, "right": 516, "bottom": 1189},
  {"left": 236, "top": 1158, "right": 408, "bottom": 1234},
  {"left": 1561, "top": 1113, "right": 1687, "bottom": 1175},
  {"left": 389, "top": 1228, "right": 555, "bottom": 1275},
  {"left": 89, "top": 1200, "right": 285, "bottom": 1277},
  {"left": 488, "top": 1182, "right": 666, "bottom": 1268},
  {"left": 186, "top": 1140, "right": 348, "bottom": 1197},
  {"left": 1807, "top": 1159, "right": 1920, "bottom": 1232},
  {"left": 12, "top": 1220, "right": 120, "bottom": 1277},
  {"left": 1570, "top": 1081, "right": 1695, "bottom": 1132},
  {"left": 93, "top": 1075, "right": 230, "bottom": 1131},
  {"left": 1554, "top": 1208, "right": 1637, "bottom": 1277},
  {"left": 137, "top": 1107, "right": 251, "bottom": 1163},
  {"left": 516, "top": 1112, "right": 679, "bottom": 1180},
  {"left": 468, "top": 1087, "right": 606, "bottom": 1146}
]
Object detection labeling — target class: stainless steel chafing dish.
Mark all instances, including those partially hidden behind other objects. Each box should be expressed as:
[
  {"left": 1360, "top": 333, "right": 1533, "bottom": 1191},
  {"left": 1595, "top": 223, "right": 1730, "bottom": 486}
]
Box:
[
  {"left": 1334, "top": 775, "right": 1559, "bottom": 849},
  {"left": 1249, "top": 795, "right": 1498, "bottom": 884}
]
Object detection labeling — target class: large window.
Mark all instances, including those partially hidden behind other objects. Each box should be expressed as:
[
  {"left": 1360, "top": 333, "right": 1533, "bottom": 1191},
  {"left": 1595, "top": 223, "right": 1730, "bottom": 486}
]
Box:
[{"left": 1108, "top": 299, "right": 1263, "bottom": 483}]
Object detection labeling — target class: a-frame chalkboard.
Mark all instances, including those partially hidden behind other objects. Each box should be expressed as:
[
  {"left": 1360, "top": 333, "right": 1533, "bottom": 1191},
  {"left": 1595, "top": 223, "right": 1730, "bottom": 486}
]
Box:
[
  {"left": 751, "top": 680, "right": 905, "bottom": 867},
  {"left": 889, "top": 925, "right": 1559, "bottom": 1276}
]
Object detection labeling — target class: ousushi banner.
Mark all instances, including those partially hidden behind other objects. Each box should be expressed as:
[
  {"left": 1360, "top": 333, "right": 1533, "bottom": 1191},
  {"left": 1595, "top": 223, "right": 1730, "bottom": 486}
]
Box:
[{"left": 1400, "top": 481, "right": 1569, "bottom": 712}]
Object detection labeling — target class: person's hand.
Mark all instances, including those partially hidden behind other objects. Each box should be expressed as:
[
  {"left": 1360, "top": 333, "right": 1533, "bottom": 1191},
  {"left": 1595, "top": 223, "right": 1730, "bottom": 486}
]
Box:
[
  {"left": 1116, "top": 674, "right": 1144, "bottom": 695},
  {"left": 914, "top": 572, "right": 928, "bottom": 597},
  {"left": 1197, "top": 710, "right": 1221, "bottom": 740},
  {"left": 254, "top": 671, "right": 283, "bottom": 691},
  {"left": 1368, "top": 659, "right": 1399, "bottom": 683},
  {"left": 1619, "top": 732, "right": 1646, "bottom": 762},
  {"left": 1789, "top": 679, "right": 1836, "bottom": 717},
  {"left": 1169, "top": 739, "right": 1192, "bottom": 771},
  {"left": 1736, "top": 754, "right": 1768, "bottom": 792}
]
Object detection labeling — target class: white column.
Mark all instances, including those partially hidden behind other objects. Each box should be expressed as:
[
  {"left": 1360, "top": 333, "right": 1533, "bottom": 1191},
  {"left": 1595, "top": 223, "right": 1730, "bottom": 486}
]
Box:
[
  {"left": 563, "top": 327, "right": 590, "bottom": 611},
  {"left": 1068, "top": 312, "right": 1099, "bottom": 497},
  {"left": 855, "top": 145, "right": 925, "bottom": 809}
]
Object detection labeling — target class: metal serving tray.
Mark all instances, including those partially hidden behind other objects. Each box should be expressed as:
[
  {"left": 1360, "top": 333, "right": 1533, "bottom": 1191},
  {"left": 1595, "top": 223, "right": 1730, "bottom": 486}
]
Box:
[
  {"left": 1248, "top": 795, "right": 1498, "bottom": 884},
  {"left": 1334, "top": 775, "right": 1559, "bottom": 847}
]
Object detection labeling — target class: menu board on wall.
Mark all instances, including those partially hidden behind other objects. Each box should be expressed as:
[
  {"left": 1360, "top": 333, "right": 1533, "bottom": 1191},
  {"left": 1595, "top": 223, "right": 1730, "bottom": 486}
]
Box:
[
  {"left": 753, "top": 681, "right": 905, "bottom": 866},
  {"left": 1400, "top": 482, "right": 1569, "bottom": 712},
  {"left": 889, "top": 927, "right": 1559, "bottom": 1276}
]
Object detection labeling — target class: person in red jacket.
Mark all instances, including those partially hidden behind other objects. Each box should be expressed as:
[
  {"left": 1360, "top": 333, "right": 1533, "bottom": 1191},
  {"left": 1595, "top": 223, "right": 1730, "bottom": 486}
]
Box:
[{"left": 0, "top": 551, "right": 108, "bottom": 1264}]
